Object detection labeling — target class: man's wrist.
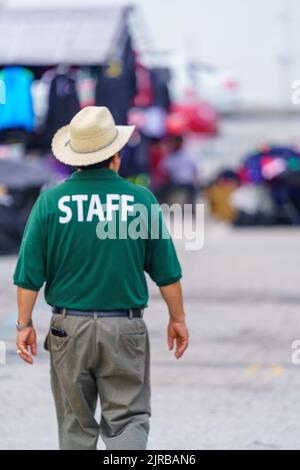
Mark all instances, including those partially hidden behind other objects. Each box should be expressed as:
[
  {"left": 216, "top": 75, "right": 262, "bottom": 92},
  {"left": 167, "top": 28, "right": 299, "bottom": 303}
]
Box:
[
  {"left": 16, "top": 319, "right": 33, "bottom": 331},
  {"left": 169, "top": 315, "right": 186, "bottom": 324}
]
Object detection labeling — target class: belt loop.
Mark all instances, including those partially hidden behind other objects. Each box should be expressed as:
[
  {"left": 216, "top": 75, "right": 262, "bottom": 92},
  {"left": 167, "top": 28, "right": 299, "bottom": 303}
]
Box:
[
  {"left": 62, "top": 308, "right": 67, "bottom": 318},
  {"left": 93, "top": 312, "right": 97, "bottom": 320},
  {"left": 128, "top": 309, "right": 134, "bottom": 320}
]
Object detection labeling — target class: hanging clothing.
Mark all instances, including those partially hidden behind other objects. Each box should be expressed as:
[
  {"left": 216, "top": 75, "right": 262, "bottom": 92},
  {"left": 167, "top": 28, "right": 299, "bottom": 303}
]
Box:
[
  {"left": 32, "top": 68, "right": 58, "bottom": 131},
  {"left": 95, "top": 62, "right": 136, "bottom": 125},
  {"left": 31, "top": 79, "right": 50, "bottom": 128},
  {"left": 44, "top": 71, "right": 80, "bottom": 148},
  {"left": 133, "top": 61, "right": 153, "bottom": 108},
  {"left": 76, "top": 68, "right": 96, "bottom": 109},
  {"left": 0, "top": 66, "right": 34, "bottom": 132},
  {"left": 149, "top": 68, "right": 171, "bottom": 111},
  {"left": 120, "top": 131, "right": 149, "bottom": 177},
  {"left": 96, "top": 37, "right": 137, "bottom": 125}
]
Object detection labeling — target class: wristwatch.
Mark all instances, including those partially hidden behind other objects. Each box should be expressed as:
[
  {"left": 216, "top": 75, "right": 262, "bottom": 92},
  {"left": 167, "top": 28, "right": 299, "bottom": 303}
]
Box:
[{"left": 16, "top": 319, "right": 33, "bottom": 331}]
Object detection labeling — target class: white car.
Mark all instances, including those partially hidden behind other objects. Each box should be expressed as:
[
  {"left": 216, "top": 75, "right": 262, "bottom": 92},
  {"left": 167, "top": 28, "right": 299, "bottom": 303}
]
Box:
[{"left": 193, "top": 66, "right": 240, "bottom": 115}]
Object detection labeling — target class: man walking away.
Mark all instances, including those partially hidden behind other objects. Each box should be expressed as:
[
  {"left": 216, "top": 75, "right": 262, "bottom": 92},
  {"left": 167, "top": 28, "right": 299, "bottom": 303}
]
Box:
[{"left": 14, "top": 106, "right": 189, "bottom": 450}]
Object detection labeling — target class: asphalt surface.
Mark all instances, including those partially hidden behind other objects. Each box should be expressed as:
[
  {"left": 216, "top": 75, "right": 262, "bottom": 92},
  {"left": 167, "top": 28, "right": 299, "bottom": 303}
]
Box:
[
  {"left": 1, "top": 116, "right": 300, "bottom": 450},
  {"left": 0, "top": 220, "right": 300, "bottom": 450}
]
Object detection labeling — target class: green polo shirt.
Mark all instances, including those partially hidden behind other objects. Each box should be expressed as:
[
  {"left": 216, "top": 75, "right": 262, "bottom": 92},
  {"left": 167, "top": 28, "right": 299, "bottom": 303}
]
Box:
[{"left": 13, "top": 168, "right": 182, "bottom": 310}]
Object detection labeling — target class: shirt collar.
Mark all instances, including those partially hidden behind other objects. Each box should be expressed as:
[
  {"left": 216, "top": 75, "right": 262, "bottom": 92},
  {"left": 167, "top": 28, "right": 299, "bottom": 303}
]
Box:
[{"left": 68, "top": 168, "right": 122, "bottom": 181}]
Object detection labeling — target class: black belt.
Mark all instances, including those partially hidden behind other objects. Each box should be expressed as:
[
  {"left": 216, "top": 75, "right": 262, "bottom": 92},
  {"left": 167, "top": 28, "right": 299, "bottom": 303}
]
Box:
[{"left": 52, "top": 307, "right": 143, "bottom": 319}]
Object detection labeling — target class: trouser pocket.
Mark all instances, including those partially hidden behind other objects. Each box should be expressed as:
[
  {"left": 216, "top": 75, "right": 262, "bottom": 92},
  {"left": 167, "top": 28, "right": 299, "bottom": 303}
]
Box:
[
  {"left": 47, "top": 313, "right": 75, "bottom": 360},
  {"left": 116, "top": 319, "right": 148, "bottom": 382},
  {"left": 43, "top": 333, "right": 50, "bottom": 352}
]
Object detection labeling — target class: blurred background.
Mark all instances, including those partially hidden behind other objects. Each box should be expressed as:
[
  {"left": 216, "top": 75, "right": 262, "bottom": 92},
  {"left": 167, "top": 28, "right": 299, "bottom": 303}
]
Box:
[{"left": 0, "top": 0, "right": 300, "bottom": 450}]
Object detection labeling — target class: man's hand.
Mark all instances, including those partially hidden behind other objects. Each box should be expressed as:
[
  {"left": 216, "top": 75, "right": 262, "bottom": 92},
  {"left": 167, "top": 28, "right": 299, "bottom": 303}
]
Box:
[
  {"left": 168, "top": 321, "right": 189, "bottom": 359},
  {"left": 16, "top": 326, "right": 37, "bottom": 364}
]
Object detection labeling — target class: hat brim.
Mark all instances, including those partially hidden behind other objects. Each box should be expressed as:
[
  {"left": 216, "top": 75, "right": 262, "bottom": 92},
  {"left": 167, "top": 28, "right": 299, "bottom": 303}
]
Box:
[{"left": 51, "top": 124, "right": 135, "bottom": 166}]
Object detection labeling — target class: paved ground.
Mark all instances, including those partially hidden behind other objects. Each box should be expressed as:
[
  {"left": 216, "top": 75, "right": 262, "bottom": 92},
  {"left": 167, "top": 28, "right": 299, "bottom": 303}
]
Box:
[
  {"left": 1, "top": 220, "right": 300, "bottom": 450},
  {"left": 1, "top": 116, "right": 300, "bottom": 450}
]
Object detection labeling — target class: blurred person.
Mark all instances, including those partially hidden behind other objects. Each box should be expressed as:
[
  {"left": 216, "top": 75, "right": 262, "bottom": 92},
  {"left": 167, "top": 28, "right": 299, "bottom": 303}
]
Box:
[
  {"left": 205, "top": 170, "right": 240, "bottom": 222},
  {"left": 13, "top": 106, "right": 189, "bottom": 450},
  {"left": 148, "top": 137, "right": 169, "bottom": 203},
  {"left": 163, "top": 135, "right": 198, "bottom": 212}
]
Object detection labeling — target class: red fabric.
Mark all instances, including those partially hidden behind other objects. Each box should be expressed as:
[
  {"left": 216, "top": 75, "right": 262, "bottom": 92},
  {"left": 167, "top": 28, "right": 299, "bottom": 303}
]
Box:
[
  {"left": 149, "top": 141, "right": 168, "bottom": 188},
  {"left": 166, "top": 101, "right": 218, "bottom": 135},
  {"left": 132, "top": 61, "right": 153, "bottom": 108}
]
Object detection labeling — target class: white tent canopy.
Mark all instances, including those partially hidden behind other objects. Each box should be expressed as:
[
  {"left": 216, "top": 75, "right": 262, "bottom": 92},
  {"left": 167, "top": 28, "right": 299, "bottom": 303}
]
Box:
[{"left": 0, "top": 6, "right": 131, "bottom": 65}]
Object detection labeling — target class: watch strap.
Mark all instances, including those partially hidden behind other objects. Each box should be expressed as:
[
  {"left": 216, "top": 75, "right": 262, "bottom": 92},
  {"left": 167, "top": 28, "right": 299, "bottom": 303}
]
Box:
[{"left": 16, "top": 319, "right": 33, "bottom": 331}]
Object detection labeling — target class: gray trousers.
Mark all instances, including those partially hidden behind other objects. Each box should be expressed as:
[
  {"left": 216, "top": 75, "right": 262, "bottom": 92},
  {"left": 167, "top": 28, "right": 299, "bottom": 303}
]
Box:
[{"left": 46, "top": 312, "right": 151, "bottom": 450}]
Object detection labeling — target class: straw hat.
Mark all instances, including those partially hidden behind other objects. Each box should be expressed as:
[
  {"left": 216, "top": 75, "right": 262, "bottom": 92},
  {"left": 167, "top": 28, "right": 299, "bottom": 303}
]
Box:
[{"left": 51, "top": 106, "right": 135, "bottom": 166}]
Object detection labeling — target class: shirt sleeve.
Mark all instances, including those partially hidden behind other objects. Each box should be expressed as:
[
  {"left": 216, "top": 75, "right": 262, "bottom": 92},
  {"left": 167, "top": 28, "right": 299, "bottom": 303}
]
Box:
[
  {"left": 13, "top": 194, "right": 47, "bottom": 291},
  {"left": 144, "top": 193, "right": 182, "bottom": 286}
]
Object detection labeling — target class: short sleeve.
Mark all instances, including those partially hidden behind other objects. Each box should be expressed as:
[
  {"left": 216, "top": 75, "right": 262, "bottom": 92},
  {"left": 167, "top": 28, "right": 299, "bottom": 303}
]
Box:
[
  {"left": 144, "top": 194, "right": 182, "bottom": 286},
  {"left": 13, "top": 195, "right": 47, "bottom": 291}
]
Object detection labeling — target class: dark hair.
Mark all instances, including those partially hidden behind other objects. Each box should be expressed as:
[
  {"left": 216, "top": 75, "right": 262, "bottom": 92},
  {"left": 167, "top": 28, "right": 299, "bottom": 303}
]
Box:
[
  {"left": 171, "top": 135, "right": 184, "bottom": 148},
  {"left": 77, "top": 156, "right": 114, "bottom": 171},
  {"left": 166, "top": 135, "right": 184, "bottom": 152}
]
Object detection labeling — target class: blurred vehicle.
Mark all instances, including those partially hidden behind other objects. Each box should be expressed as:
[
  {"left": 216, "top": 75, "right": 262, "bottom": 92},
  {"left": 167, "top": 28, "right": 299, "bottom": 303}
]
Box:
[
  {"left": 192, "top": 65, "right": 240, "bottom": 115},
  {"left": 142, "top": 53, "right": 219, "bottom": 134},
  {"left": 166, "top": 99, "right": 218, "bottom": 136}
]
